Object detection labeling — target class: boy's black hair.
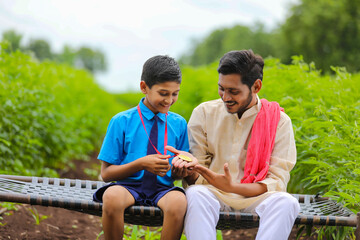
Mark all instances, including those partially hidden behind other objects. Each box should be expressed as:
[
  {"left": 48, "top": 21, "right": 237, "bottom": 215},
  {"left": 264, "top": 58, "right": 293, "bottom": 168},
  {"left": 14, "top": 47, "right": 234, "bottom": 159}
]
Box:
[
  {"left": 217, "top": 50, "right": 264, "bottom": 89},
  {"left": 141, "top": 55, "right": 182, "bottom": 88}
]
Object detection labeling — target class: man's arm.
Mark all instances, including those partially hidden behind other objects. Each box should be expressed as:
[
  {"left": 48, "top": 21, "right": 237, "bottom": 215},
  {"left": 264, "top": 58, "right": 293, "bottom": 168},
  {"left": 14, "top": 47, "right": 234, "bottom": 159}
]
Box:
[
  {"left": 194, "top": 163, "right": 267, "bottom": 197},
  {"left": 191, "top": 110, "right": 296, "bottom": 197}
]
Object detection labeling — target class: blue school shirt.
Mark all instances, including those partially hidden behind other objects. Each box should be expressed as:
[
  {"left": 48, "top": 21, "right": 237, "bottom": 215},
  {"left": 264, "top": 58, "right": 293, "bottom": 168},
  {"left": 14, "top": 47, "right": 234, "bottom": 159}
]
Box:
[{"left": 98, "top": 98, "right": 189, "bottom": 186}]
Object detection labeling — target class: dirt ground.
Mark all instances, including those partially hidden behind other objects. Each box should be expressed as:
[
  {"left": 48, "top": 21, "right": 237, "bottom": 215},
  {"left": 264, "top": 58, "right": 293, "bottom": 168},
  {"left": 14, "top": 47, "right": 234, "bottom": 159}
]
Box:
[{"left": 0, "top": 154, "right": 316, "bottom": 240}]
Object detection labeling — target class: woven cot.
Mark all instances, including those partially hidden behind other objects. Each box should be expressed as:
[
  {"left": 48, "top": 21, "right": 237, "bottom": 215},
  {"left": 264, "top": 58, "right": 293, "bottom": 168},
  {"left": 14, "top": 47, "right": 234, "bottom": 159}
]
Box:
[{"left": 0, "top": 174, "right": 359, "bottom": 238}]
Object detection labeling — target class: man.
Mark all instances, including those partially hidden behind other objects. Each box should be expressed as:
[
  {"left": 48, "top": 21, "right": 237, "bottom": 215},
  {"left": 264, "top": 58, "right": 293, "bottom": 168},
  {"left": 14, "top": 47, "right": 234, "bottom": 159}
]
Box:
[{"left": 169, "top": 50, "right": 300, "bottom": 240}]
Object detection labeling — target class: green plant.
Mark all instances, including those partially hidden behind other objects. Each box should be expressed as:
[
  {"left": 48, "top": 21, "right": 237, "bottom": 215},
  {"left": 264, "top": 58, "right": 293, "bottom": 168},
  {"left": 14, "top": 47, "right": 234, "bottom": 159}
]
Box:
[
  {"left": 27, "top": 207, "right": 49, "bottom": 225},
  {"left": 0, "top": 202, "right": 18, "bottom": 211},
  {"left": 84, "top": 167, "right": 99, "bottom": 179},
  {"left": 0, "top": 41, "right": 127, "bottom": 176},
  {"left": 96, "top": 230, "right": 104, "bottom": 240}
]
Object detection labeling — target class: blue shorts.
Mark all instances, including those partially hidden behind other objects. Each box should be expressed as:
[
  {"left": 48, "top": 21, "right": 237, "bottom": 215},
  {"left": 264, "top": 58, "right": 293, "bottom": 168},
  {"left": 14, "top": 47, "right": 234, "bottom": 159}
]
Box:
[{"left": 93, "top": 181, "right": 185, "bottom": 206}]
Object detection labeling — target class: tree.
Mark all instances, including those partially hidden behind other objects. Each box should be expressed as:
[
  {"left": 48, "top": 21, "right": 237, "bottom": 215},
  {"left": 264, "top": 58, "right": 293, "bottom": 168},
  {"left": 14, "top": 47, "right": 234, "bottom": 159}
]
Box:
[
  {"left": 179, "top": 24, "right": 277, "bottom": 66},
  {"left": 2, "top": 30, "right": 23, "bottom": 52},
  {"left": 280, "top": 0, "right": 360, "bottom": 72},
  {"left": 75, "top": 47, "right": 107, "bottom": 73},
  {"left": 54, "top": 45, "right": 77, "bottom": 66},
  {"left": 27, "top": 39, "right": 53, "bottom": 61},
  {"left": 1, "top": 29, "right": 108, "bottom": 74}
]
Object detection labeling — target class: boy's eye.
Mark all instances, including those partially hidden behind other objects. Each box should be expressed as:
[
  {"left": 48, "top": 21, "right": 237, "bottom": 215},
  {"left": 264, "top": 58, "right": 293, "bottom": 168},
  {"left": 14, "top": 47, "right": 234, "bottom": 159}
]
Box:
[
  {"left": 159, "top": 92, "right": 169, "bottom": 96},
  {"left": 172, "top": 92, "right": 178, "bottom": 97}
]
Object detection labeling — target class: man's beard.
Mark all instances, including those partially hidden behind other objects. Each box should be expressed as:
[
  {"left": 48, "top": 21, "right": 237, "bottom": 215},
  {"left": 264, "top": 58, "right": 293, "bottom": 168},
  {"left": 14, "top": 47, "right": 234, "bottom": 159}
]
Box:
[
  {"left": 223, "top": 91, "right": 253, "bottom": 118},
  {"left": 236, "top": 92, "right": 253, "bottom": 118}
]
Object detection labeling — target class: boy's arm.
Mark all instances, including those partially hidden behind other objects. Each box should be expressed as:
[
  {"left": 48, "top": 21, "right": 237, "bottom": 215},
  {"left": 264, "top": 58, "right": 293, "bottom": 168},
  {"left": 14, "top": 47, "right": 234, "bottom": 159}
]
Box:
[{"left": 101, "top": 154, "right": 171, "bottom": 182}]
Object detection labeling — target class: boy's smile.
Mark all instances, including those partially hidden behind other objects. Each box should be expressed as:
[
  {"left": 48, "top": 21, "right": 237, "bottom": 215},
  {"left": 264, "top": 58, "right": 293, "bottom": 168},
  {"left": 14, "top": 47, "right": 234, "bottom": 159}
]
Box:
[{"left": 141, "top": 81, "right": 180, "bottom": 114}]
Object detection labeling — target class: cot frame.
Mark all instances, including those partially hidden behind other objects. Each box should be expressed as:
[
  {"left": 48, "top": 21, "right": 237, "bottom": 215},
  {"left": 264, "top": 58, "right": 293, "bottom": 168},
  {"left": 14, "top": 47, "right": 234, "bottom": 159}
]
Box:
[{"left": 0, "top": 174, "right": 359, "bottom": 238}]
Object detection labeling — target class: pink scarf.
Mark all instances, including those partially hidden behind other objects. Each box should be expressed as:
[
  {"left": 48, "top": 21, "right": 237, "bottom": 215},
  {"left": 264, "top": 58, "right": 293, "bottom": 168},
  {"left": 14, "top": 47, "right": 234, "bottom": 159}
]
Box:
[{"left": 241, "top": 99, "right": 283, "bottom": 183}]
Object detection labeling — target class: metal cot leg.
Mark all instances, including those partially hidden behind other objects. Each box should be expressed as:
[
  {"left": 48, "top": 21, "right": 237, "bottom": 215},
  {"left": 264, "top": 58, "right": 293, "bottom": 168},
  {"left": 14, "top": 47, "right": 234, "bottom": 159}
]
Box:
[{"left": 356, "top": 212, "right": 360, "bottom": 240}]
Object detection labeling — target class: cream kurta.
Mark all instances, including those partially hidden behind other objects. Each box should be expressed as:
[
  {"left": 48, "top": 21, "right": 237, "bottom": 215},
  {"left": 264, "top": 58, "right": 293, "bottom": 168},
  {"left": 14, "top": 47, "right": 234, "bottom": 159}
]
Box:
[{"left": 187, "top": 96, "right": 297, "bottom": 210}]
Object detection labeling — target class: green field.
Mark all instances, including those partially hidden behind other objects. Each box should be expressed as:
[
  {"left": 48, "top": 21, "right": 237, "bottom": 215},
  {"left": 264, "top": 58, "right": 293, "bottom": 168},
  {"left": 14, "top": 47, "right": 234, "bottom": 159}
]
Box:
[{"left": 1, "top": 44, "right": 359, "bottom": 238}]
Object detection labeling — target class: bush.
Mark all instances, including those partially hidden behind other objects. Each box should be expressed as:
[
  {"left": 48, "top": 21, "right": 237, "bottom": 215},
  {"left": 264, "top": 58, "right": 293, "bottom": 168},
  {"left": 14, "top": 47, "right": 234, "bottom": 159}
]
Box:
[{"left": 0, "top": 42, "right": 126, "bottom": 176}]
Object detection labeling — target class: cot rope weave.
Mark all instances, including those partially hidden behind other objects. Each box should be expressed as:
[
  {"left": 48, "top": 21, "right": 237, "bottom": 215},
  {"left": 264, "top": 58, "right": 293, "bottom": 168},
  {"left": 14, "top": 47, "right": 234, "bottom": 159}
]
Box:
[{"left": 0, "top": 175, "right": 358, "bottom": 230}]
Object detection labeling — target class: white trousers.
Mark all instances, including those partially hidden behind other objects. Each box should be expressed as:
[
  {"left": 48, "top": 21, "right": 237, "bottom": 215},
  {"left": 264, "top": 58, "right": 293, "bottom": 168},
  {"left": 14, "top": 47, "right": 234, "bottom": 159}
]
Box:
[{"left": 184, "top": 185, "right": 300, "bottom": 240}]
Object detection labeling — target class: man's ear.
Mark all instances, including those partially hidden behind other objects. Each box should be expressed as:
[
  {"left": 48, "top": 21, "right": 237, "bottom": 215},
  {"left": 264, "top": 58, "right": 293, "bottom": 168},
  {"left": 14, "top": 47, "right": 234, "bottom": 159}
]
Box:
[
  {"left": 140, "top": 81, "right": 147, "bottom": 94},
  {"left": 252, "top": 79, "right": 262, "bottom": 94}
]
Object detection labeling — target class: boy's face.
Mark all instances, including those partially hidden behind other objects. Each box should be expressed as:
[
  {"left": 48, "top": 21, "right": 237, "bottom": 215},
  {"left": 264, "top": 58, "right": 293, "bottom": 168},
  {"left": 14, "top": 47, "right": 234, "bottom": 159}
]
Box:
[{"left": 141, "top": 81, "right": 180, "bottom": 114}]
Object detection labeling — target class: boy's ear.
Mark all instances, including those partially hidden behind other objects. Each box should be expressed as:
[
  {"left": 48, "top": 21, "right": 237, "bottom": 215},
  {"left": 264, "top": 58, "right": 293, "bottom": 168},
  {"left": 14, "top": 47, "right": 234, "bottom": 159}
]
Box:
[{"left": 140, "top": 81, "right": 147, "bottom": 94}]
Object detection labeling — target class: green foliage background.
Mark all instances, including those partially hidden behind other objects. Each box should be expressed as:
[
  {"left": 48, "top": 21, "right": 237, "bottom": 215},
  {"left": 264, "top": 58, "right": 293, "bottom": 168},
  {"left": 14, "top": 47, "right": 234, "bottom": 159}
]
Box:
[
  {"left": 0, "top": 42, "right": 125, "bottom": 176},
  {"left": 1, "top": 41, "right": 359, "bottom": 238}
]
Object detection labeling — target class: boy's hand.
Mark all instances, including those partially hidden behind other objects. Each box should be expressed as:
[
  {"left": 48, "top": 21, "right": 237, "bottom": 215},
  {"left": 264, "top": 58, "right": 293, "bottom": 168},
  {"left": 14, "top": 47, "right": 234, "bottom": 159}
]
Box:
[
  {"left": 141, "top": 154, "right": 171, "bottom": 177},
  {"left": 165, "top": 146, "right": 199, "bottom": 178}
]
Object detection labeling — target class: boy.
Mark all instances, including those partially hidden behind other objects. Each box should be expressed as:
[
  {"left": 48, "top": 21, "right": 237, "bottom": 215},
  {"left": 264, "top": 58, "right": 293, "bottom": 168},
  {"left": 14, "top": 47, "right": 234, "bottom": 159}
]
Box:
[{"left": 93, "top": 55, "right": 191, "bottom": 240}]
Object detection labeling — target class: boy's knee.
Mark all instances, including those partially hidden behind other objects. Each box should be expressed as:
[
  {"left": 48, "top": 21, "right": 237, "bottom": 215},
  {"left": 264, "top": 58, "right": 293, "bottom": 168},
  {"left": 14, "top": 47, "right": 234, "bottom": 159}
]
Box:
[
  {"left": 164, "top": 202, "right": 186, "bottom": 218},
  {"left": 161, "top": 192, "right": 187, "bottom": 218},
  {"left": 102, "top": 187, "right": 131, "bottom": 214}
]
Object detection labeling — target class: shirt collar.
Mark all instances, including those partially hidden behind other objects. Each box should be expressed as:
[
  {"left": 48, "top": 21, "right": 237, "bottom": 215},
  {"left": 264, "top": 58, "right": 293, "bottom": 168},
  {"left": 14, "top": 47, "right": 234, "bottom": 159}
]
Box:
[
  {"left": 242, "top": 95, "right": 261, "bottom": 118},
  {"left": 139, "top": 98, "right": 166, "bottom": 122}
]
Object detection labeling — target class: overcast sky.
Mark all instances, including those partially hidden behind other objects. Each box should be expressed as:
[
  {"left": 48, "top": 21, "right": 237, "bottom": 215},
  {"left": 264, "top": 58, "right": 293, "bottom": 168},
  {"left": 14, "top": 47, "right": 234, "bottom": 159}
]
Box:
[{"left": 0, "top": 0, "right": 297, "bottom": 92}]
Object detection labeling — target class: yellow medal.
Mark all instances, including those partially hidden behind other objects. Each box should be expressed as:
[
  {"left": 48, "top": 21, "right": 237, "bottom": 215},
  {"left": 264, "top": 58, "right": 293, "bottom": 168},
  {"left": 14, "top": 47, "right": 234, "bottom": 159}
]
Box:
[{"left": 178, "top": 154, "right": 192, "bottom": 162}]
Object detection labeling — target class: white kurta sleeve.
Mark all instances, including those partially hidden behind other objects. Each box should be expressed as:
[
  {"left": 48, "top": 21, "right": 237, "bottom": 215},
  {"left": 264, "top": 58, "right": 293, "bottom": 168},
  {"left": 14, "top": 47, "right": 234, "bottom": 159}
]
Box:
[{"left": 188, "top": 105, "right": 213, "bottom": 168}]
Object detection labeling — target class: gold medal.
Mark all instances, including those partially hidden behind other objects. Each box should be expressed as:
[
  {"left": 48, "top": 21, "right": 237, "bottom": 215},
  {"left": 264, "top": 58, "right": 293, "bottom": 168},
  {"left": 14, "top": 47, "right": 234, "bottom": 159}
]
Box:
[{"left": 178, "top": 154, "right": 192, "bottom": 162}]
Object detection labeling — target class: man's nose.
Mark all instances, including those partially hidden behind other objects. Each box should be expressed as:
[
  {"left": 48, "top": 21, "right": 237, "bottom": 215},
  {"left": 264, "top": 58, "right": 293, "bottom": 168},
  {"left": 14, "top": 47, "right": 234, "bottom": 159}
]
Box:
[{"left": 223, "top": 91, "right": 231, "bottom": 101}]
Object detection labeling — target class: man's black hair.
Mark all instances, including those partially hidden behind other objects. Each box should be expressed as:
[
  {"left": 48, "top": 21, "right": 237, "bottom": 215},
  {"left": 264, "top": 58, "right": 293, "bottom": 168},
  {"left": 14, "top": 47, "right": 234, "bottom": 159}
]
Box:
[
  {"left": 141, "top": 55, "right": 182, "bottom": 88},
  {"left": 217, "top": 50, "right": 264, "bottom": 89}
]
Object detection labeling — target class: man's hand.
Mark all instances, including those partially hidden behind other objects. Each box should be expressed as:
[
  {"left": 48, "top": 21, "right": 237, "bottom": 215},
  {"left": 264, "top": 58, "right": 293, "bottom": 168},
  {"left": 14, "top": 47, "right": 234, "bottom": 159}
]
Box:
[
  {"left": 194, "top": 163, "right": 234, "bottom": 193},
  {"left": 140, "top": 154, "right": 171, "bottom": 177},
  {"left": 194, "top": 163, "right": 268, "bottom": 197}
]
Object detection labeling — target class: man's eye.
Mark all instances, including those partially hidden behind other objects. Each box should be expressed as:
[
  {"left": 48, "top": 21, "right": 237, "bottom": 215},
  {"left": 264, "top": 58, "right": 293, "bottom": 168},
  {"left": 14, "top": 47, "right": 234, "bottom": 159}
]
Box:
[{"left": 230, "top": 91, "right": 239, "bottom": 95}]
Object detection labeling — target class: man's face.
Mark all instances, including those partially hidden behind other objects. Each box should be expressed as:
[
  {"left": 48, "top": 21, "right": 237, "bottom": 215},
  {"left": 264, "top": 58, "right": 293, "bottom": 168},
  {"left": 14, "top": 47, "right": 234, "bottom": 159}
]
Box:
[{"left": 218, "top": 73, "right": 255, "bottom": 116}]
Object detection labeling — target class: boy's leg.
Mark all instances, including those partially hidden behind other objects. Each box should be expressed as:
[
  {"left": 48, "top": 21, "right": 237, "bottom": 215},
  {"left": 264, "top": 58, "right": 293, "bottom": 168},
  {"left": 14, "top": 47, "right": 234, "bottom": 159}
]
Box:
[
  {"left": 102, "top": 185, "right": 135, "bottom": 240},
  {"left": 157, "top": 190, "right": 187, "bottom": 240},
  {"left": 184, "top": 185, "right": 221, "bottom": 240},
  {"left": 255, "top": 192, "right": 300, "bottom": 240}
]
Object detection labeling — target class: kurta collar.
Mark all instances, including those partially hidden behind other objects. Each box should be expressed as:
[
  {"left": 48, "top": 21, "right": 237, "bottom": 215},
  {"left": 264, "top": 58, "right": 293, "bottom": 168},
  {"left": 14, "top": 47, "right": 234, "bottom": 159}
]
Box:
[
  {"left": 241, "top": 95, "right": 261, "bottom": 119},
  {"left": 139, "top": 98, "right": 166, "bottom": 122}
]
